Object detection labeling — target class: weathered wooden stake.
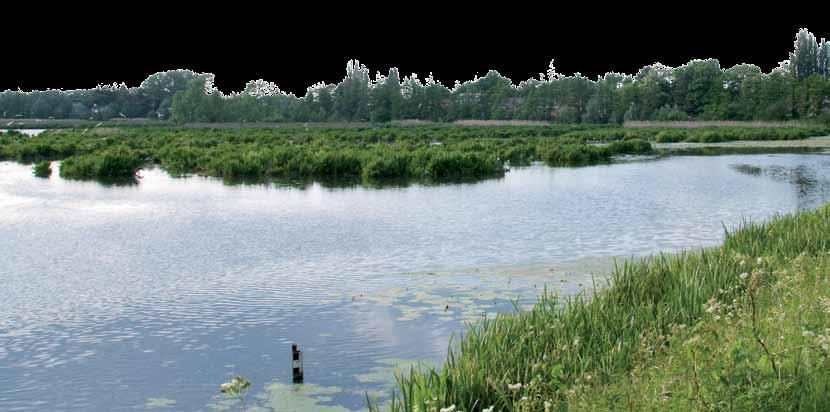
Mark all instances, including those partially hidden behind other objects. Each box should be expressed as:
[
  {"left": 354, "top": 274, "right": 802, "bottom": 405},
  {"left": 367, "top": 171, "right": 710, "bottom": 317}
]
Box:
[{"left": 291, "top": 343, "right": 304, "bottom": 382}]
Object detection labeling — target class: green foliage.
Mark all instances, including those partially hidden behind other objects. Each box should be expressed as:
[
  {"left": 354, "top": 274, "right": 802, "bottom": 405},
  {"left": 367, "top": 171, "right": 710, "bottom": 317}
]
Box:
[
  {"left": 372, "top": 205, "right": 830, "bottom": 412},
  {"left": 6, "top": 125, "right": 826, "bottom": 185},
  {"left": 32, "top": 160, "right": 51, "bottom": 178},
  {"left": 0, "top": 125, "right": 610, "bottom": 184},
  {"left": 791, "top": 28, "right": 820, "bottom": 80},
  {"left": 4, "top": 29, "right": 830, "bottom": 124},
  {"left": 59, "top": 146, "right": 144, "bottom": 180},
  {"left": 654, "top": 129, "right": 687, "bottom": 143}
]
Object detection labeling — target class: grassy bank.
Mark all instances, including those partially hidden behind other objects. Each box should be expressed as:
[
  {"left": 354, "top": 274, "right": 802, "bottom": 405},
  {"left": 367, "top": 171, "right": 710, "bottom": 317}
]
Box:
[
  {"left": 623, "top": 120, "right": 823, "bottom": 129},
  {"left": 374, "top": 204, "right": 830, "bottom": 412},
  {"left": 560, "top": 126, "right": 830, "bottom": 144}
]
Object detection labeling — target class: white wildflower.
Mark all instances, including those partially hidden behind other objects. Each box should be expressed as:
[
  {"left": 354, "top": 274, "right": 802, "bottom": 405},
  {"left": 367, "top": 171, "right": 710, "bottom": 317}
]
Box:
[
  {"left": 508, "top": 383, "right": 523, "bottom": 391},
  {"left": 439, "top": 405, "right": 456, "bottom": 412},
  {"left": 739, "top": 272, "right": 749, "bottom": 280}
]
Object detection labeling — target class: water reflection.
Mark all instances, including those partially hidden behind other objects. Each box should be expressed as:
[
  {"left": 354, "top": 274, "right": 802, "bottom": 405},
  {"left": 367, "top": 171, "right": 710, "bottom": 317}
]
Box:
[
  {"left": 1, "top": 152, "right": 829, "bottom": 411},
  {"left": 730, "top": 158, "right": 830, "bottom": 209}
]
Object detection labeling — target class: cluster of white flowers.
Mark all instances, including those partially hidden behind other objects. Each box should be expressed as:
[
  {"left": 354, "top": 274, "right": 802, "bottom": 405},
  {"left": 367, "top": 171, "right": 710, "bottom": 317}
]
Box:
[
  {"left": 507, "top": 382, "right": 523, "bottom": 391},
  {"left": 219, "top": 375, "right": 250, "bottom": 398},
  {"left": 819, "top": 296, "right": 830, "bottom": 315},
  {"left": 439, "top": 405, "right": 456, "bottom": 412},
  {"left": 704, "top": 297, "right": 721, "bottom": 314},
  {"left": 801, "top": 328, "right": 830, "bottom": 351}
]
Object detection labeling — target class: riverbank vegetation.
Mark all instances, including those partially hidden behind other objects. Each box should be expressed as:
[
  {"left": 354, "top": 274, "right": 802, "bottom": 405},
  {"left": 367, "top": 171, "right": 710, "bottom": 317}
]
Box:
[
  {"left": 3, "top": 29, "right": 830, "bottom": 125},
  {"left": 1, "top": 125, "right": 827, "bottom": 183},
  {"left": 372, "top": 205, "right": 830, "bottom": 411}
]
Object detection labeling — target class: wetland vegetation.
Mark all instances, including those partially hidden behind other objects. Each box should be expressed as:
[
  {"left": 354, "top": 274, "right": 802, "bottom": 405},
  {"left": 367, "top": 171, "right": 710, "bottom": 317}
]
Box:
[
  {"left": 373, "top": 205, "right": 830, "bottom": 412},
  {"left": 32, "top": 160, "right": 51, "bottom": 178},
  {"left": 5, "top": 25, "right": 830, "bottom": 412},
  {"left": 1, "top": 125, "right": 827, "bottom": 183}
]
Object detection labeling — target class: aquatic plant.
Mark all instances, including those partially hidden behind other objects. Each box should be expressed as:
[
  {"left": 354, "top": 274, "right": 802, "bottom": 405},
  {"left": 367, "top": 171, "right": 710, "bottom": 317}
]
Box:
[
  {"left": 32, "top": 160, "right": 51, "bottom": 178},
  {"left": 2, "top": 125, "right": 826, "bottom": 185},
  {"left": 59, "top": 146, "right": 144, "bottom": 180},
  {"left": 220, "top": 375, "right": 251, "bottom": 412},
  {"left": 372, "top": 204, "right": 830, "bottom": 411}
]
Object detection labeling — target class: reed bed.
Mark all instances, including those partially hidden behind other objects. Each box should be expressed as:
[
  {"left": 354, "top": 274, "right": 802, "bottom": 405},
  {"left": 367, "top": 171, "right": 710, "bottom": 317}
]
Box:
[
  {"left": 1, "top": 125, "right": 825, "bottom": 183},
  {"left": 372, "top": 204, "right": 830, "bottom": 412},
  {"left": 0, "top": 126, "right": 650, "bottom": 183}
]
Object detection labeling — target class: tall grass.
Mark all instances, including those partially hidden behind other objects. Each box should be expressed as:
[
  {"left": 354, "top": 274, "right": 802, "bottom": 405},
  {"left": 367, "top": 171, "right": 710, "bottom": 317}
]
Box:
[
  {"left": 32, "top": 160, "right": 51, "bottom": 178},
  {"left": 59, "top": 146, "right": 145, "bottom": 180},
  {"left": 0, "top": 126, "right": 634, "bottom": 184},
  {"left": 372, "top": 204, "right": 830, "bottom": 412}
]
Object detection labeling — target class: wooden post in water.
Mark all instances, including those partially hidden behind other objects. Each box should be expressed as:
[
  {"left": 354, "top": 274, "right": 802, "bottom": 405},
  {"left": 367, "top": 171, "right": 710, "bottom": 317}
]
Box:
[{"left": 291, "top": 343, "right": 304, "bottom": 383}]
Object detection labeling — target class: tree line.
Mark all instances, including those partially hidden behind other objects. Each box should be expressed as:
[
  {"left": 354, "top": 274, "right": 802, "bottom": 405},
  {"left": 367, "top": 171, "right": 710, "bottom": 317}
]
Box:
[{"left": 2, "top": 29, "right": 830, "bottom": 124}]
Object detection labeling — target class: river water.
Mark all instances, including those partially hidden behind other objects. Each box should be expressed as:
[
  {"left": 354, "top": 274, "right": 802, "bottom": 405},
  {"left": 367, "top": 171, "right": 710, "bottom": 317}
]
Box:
[{"left": 1, "top": 152, "right": 829, "bottom": 411}]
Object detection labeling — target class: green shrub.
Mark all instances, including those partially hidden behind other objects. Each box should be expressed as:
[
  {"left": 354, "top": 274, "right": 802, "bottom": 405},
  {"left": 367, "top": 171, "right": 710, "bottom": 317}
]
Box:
[
  {"left": 362, "top": 153, "right": 412, "bottom": 179},
  {"left": 59, "top": 146, "right": 144, "bottom": 180},
  {"left": 32, "top": 160, "right": 51, "bottom": 178},
  {"left": 654, "top": 129, "right": 687, "bottom": 143}
]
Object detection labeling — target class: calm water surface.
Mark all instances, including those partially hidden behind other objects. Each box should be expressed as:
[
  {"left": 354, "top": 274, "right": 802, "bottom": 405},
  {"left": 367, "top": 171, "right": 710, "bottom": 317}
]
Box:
[{"left": 1, "top": 153, "right": 830, "bottom": 411}]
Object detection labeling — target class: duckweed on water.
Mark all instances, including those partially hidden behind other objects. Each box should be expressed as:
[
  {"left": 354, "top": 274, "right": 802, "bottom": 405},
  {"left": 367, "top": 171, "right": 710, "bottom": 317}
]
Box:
[{"left": 143, "top": 397, "right": 176, "bottom": 409}]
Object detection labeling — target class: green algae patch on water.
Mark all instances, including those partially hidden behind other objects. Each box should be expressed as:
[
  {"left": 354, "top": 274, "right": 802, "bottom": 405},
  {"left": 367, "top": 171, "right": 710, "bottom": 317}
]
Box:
[
  {"left": 352, "top": 358, "right": 439, "bottom": 400},
  {"left": 207, "top": 382, "right": 354, "bottom": 412},
  {"left": 255, "top": 383, "right": 354, "bottom": 412},
  {"left": 143, "top": 397, "right": 176, "bottom": 409}
]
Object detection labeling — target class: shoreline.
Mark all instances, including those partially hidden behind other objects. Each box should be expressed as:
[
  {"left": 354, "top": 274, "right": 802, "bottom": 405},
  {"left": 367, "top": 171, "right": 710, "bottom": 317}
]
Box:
[{"left": 656, "top": 135, "right": 830, "bottom": 150}]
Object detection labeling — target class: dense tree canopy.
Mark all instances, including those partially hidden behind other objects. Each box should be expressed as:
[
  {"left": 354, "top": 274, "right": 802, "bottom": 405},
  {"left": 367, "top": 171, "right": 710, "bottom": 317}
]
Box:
[{"left": 3, "top": 29, "right": 830, "bottom": 124}]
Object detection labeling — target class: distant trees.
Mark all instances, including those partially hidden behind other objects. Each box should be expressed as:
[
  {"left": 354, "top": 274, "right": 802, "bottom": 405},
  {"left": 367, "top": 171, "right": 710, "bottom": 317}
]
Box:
[
  {"left": 791, "top": 28, "right": 820, "bottom": 80},
  {"left": 370, "top": 68, "right": 402, "bottom": 122},
  {"left": 333, "top": 60, "right": 371, "bottom": 122},
  {"left": 3, "top": 29, "right": 830, "bottom": 124}
]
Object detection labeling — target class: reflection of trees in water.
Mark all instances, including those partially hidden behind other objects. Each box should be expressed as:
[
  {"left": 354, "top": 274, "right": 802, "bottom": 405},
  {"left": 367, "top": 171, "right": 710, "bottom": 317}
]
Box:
[{"left": 730, "top": 162, "right": 830, "bottom": 209}]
